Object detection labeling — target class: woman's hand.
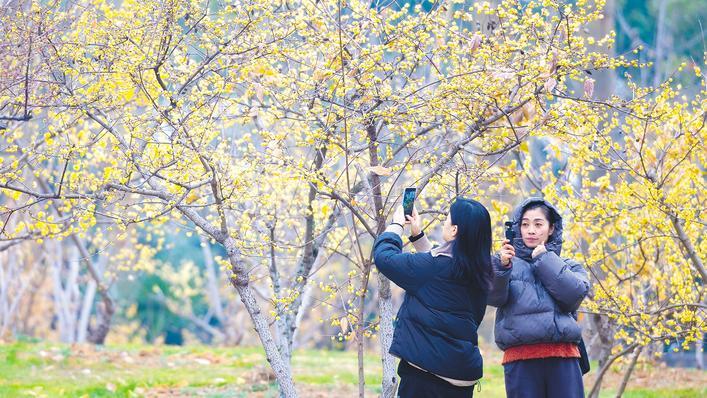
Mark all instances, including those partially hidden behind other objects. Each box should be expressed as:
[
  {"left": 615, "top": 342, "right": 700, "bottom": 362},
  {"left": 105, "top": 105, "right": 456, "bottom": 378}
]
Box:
[
  {"left": 532, "top": 240, "right": 547, "bottom": 258},
  {"left": 392, "top": 205, "right": 406, "bottom": 226},
  {"left": 500, "top": 239, "right": 515, "bottom": 267},
  {"left": 406, "top": 207, "right": 421, "bottom": 236}
]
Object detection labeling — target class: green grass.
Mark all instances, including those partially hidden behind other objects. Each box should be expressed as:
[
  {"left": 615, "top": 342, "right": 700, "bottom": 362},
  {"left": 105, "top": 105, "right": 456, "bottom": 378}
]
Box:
[
  {"left": 602, "top": 389, "right": 706, "bottom": 398},
  {"left": 0, "top": 341, "right": 704, "bottom": 397}
]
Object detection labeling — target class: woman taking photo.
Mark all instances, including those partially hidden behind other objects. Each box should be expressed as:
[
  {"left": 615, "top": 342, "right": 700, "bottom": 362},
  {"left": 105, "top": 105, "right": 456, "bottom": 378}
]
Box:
[
  {"left": 373, "top": 197, "right": 493, "bottom": 398},
  {"left": 489, "top": 198, "right": 589, "bottom": 398}
]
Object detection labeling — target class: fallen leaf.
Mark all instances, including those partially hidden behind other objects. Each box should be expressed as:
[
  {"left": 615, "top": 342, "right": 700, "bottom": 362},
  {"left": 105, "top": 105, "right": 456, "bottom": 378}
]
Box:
[
  {"left": 340, "top": 316, "right": 349, "bottom": 335},
  {"left": 254, "top": 83, "right": 264, "bottom": 103},
  {"left": 367, "top": 165, "right": 392, "bottom": 176},
  {"left": 194, "top": 358, "right": 211, "bottom": 365},
  {"left": 469, "top": 33, "right": 482, "bottom": 52},
  {"left": 584, "top": 78, "right": 595, "bottom": 98},
  {"left": 544, "top": 77, "right": 557, "bottom": 93}
]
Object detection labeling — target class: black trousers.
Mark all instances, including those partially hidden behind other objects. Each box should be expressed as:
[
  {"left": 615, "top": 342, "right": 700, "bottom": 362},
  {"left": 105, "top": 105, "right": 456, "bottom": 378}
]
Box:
[
  {"left": 396, "top": 360, "right": 475, "bottom": 398},
  {"left": 503, "top": 357, "right": 584, "bottom": 398}
]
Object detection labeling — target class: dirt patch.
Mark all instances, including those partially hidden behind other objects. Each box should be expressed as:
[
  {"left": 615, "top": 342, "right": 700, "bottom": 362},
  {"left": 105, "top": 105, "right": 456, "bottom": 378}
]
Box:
[
  {"left": 142, "top": 384, "right": 363, "bottom": 398},
  {"left": 243, "top": 365, "right": 276, "bottom": 384},
  {"left": 584, "top": 361, "right": 707, "bottom": 391}
]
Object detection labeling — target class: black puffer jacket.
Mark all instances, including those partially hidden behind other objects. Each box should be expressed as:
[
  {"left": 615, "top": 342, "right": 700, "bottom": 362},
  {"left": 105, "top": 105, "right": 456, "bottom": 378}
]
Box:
[{"left": 488, "top": 198, "right": 589, "bottom": 350}]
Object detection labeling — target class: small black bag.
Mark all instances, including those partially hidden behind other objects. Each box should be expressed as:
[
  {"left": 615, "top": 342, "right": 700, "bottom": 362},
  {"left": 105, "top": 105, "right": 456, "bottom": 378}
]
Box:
[
  {"left": 578, "top": 337, "right": 590, "bottom": 375},
  {"left": 571, "top": 309, "right": 590, "bottom": 375}
]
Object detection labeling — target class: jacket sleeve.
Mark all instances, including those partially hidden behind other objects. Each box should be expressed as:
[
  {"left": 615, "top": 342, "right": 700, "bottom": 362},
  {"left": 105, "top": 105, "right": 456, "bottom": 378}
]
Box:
[
  {"left": 533, "top": 251, "right": 589, "bottom": 312},
  {"left": 410, "top": 234, "right": 433, "bottom": 252},
  {"left": 488, "top": 255, "right": 512, "bottom": 307},
  {"left": 373, "top": 231, "right": 434, "bottom": 293}
]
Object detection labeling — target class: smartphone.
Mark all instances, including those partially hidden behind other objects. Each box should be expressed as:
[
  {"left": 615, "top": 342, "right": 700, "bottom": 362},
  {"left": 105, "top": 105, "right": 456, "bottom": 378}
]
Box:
[
  {"left": 403, "top": 187, "right": 417, "bottom": 217},
  {"left": 504, "top": 221, "right": 515, "bottom": 241}
]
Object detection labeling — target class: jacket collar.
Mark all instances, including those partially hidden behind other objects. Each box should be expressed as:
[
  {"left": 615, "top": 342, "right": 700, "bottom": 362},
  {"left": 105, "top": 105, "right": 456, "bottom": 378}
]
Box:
[{"left": 431, "top": 240, "right": 453, "bottom": 258}]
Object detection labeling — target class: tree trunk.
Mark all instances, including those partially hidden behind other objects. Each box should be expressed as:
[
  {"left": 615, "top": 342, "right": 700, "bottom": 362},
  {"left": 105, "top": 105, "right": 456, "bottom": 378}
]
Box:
[
  {"left": 268, "top": 223, "right": 292, "bottom": 369},
  {"left": 364, "top": 120, "right": 398, "bottom": 398},
  {"left": 378, "top": 273, "right": 397, "bottom": 398},
  {"left": 588, "top": 343, "right": 638, "bottom": 398},
  {"left": 51, "top": 241, "right": 74, "bottom": 343},
  {"left": 224, "top": 238, "right": 298, "bottom": 398},
  {"left": 280, "top": 146, "right": 336, "bottom": 362},
  {"left": 696, "top": 332, "right": 705, "bottom": 370},
  {"left": 201, "top": 235, "right": 225, "bottom": 323},
  {"left": 0, "top": 249, "right": 37, "bottom": 338},
  {"left": 653, "top": 0, "right": 668, "bottom": 88},
  {"left": 670, "top": 214, "right": 707, "bottom": 281},
  {"left": 357, "top": 260, "right": 372, "bottom": 398},
  {"left": 76, "top": 279, "right": 96, "bottom": 343},
  {"left": 72, "top": 234, "right": 114, "bottom": 345},
  {"left": 615, "top": 345, "right": 643, "bottom": 398},
  {"left": 586, "top": 313, "right": 615, "bottom": 397},
  {"left": 587, "top": 0, "right": 616, "bottom": 99}
]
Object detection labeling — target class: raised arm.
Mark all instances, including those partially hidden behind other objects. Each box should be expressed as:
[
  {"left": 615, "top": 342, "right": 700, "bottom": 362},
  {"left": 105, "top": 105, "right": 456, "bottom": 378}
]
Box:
[
  {"left": 533, "top": 252, "right": 589, "bottom": 312},
  {"left": 373, "top": 229, "right": 434, "bottom": 293}
]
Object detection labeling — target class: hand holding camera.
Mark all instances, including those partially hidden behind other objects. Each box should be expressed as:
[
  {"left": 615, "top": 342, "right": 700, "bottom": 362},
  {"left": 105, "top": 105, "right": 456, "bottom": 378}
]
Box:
[
  {"left": 500, "top": 221, "right": 516, "bottom": 267},
  {"left": 500, "top": 240, "right": 515, "bottom": 267}
]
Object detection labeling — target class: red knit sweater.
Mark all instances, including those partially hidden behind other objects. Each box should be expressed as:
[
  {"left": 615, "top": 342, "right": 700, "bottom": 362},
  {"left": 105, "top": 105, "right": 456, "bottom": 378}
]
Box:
[{"left": 502, "top": 342, "right": 580, "bottom": 365}]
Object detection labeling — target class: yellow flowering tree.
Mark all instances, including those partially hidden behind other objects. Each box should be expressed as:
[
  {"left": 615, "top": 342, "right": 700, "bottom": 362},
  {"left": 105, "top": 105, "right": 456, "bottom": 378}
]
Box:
[
  {"left": 263, "top": 0, "right": 639, "bottom": 395},
  {"left": 541, "top": 77, "right": 705, "bottom": 397},
  {"left": 2, "top": 0, "right": 702, "bottom": 397}
]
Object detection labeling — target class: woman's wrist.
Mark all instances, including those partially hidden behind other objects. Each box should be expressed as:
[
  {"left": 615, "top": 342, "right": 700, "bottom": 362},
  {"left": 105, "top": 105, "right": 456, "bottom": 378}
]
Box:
[
  {"left": 409, "top": 231, "right": 424, "bottom": 242},
  {"left": 385, "top": 222, "right": 404, "bottom": 236}
]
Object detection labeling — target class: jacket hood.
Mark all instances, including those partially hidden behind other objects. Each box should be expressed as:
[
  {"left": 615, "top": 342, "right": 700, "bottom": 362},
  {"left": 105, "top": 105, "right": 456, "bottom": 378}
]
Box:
[{"left": 509, "top": 197, "right": 564, "bottom": 260}]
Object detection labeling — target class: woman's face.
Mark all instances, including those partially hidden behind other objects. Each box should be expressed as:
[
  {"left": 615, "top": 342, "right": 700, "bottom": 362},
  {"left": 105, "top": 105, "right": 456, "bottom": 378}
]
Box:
[
  {"left": 442, "top": 214, "right": 458, "bottom": 242},
  {"left": 520, "top": 208, "right": 554, "bottom": 248}
]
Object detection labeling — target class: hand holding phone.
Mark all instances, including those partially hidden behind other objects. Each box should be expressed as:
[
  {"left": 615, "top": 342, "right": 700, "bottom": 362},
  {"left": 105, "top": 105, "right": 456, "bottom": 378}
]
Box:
[
  {"left": 408, "top": 208, "right": 421, "bottom": 235},
  {"left": 403, "top": 187, "right": 417, "bottom": 217}
]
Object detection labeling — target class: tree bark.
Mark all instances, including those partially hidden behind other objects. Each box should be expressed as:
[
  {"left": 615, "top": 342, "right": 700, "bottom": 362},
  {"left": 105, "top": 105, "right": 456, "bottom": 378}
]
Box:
[
  {"left": 653, "top": 0, "right": 668, "bottom": 88},
  {"left": 357, "top": 259, "right": 372, "bottom": 398},
  {"left": 378, "top": 271, "right": 397, "bottom": 398},
  {"left": 696, "top": 332, "right": 704, "bottom": 370},
  {"left": 587, "top": 313, "right": 615, "bottom": 397},
  {"left": 224, "top": 237, "right": 298, "bottom": 398},
  {"left": 200, "top": 235, "right": 225, "bottom": 323},
  {"left": 615, "top": 345, "right": 643, "bottom": 398},
  {"left": 670, "top": 215, "right": 707, "bottom": 281},
  {"left": 587, "top": 0, "right": 616, "bottom": 99},
  {"left": 588, "top": 343, "right": 639, "bottom": 398},
  {"left": 0, "top": 249, "right": 38, "bottom": 338},
  {"left": 76, "top": 279, "right": 96, "bottom": 343},
  {"left": 364, "top": 121, "right": 398, "bottom": 398}
]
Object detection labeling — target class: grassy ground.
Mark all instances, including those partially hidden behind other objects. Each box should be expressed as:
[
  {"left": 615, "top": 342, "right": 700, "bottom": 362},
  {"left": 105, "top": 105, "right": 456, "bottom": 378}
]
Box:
[{"left": 0, "top": 341, "right": 704, "bottom": 397}]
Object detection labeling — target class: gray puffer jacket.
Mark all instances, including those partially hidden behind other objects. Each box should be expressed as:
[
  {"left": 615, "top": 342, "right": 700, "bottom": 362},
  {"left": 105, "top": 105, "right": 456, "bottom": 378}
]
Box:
[{"left": 488, "top": 198, "right": 589, "bottom": 351}]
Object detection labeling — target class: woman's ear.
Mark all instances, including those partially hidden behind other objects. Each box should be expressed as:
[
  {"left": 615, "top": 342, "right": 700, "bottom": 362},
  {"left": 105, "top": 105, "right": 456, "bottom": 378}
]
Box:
[
  {"left": 451, "top": 225, "right": 458, "bottom": 238},
  {"left": 549, "top": 224, "right": 555, "bottom": 236}
]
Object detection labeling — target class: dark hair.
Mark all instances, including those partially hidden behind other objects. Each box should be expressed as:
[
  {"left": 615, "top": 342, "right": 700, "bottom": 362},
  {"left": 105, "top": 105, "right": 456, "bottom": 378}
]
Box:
[
  {"left": 521, "top": 202, "right": 558, "bottom": 227},
  {"left": 449, "top": 198, "right": 493, "bottom": 293}
]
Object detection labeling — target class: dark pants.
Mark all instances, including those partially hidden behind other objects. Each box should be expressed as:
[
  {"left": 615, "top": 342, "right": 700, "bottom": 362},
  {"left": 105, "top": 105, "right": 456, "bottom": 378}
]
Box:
[
  {"left": 396, "top": 360, "right": 475, "bottom": 398},
  {"left": 504, "top": 357, "right": 584, "bottom": 398}
]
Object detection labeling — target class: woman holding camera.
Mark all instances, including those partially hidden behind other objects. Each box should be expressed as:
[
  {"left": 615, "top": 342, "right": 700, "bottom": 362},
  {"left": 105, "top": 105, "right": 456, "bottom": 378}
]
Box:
[
  {"left": 489, "top": 198, "right": 589, "bottom": 398},
  {"left": 373, "top": 198, "right": 493, "bottom": 398}
]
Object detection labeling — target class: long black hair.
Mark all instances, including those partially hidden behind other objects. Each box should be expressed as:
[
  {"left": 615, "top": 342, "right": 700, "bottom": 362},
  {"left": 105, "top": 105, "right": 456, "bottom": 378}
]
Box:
[{"left": 449, "top": 198, "right": 493, "bottom": 293}]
